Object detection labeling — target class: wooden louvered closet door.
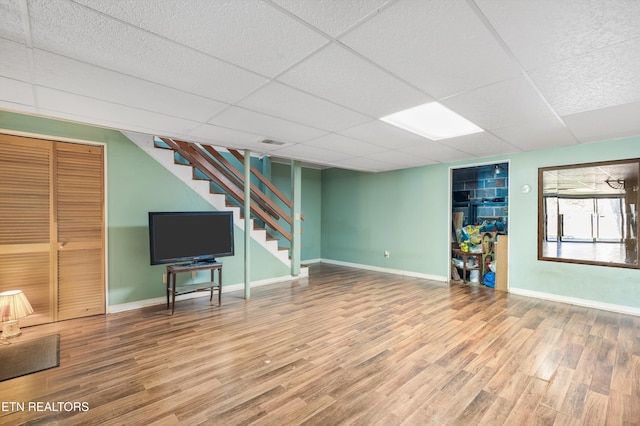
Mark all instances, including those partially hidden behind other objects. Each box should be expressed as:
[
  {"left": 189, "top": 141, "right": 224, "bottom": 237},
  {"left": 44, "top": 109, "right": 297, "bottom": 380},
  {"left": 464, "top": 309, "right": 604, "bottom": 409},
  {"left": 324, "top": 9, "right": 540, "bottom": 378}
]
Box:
[
  {"left": 0, "top": 135, "right": 54, "bottom": 326},
  {"left": 0, "top": 134, "right": 105, "bottom": 326},
  {"left": 55, "top": 142, "right": 105, "bottom": 320}
]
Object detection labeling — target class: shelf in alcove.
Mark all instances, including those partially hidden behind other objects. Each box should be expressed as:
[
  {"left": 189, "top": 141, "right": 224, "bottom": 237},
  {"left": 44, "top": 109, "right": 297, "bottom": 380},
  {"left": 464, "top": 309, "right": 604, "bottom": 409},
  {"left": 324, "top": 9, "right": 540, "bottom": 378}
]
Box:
[{"left": 477, "top": 216, "right": 503, "bottom": 221}]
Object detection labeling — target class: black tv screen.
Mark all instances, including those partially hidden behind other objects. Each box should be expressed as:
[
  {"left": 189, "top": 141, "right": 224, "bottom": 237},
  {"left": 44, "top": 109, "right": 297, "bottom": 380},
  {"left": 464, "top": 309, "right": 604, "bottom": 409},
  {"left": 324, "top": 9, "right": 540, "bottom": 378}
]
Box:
[{"left": 148, "top": 211, "right": 234, "bottom": 265}]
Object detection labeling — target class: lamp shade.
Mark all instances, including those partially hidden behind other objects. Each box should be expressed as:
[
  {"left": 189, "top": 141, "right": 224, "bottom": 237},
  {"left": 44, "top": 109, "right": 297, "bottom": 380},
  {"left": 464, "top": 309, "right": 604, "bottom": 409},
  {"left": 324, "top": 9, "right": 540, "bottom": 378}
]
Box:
[{"left": 0, "top": 290, "right": 34, "bottom": 321}]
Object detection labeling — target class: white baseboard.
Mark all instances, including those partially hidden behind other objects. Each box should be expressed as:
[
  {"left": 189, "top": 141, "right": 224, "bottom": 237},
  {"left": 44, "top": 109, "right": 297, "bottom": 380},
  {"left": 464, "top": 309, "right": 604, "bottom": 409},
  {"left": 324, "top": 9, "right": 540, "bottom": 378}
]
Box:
[
  {"left": 109, "top": 262, "right": 640, "bottom": 318},
  {"left": 509, "top": 288, "right": 640, "bottom": 317},
  {"left": 320, "top": 258, "right": 448, "bottom": 283},
  {"left": 302, "top": 258, "right": 321, "bottom": 265},
  {"left": 108, "top": 273, "right": 307, "bottom": 313},
  {"left": 320, "top": 259, "right": 640, "bottom": 316}
]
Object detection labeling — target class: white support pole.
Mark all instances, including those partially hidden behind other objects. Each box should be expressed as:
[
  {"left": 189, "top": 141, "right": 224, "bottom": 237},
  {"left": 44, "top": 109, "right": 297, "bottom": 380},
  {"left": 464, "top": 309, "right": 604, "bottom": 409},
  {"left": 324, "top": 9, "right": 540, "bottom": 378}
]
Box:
[
  {"left": 291, "top": 160, "right": 301, "bottom": 276},
  {"left": 244, "top": 149, "right": 251, "bottom": 299}
]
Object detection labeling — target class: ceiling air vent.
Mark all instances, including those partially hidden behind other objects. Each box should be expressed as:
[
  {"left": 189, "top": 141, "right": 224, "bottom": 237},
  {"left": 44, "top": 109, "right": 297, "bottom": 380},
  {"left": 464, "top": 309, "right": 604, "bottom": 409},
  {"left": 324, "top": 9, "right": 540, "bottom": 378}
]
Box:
[{"left": 260, "top": 139, "right": 286, "bottom": 146}]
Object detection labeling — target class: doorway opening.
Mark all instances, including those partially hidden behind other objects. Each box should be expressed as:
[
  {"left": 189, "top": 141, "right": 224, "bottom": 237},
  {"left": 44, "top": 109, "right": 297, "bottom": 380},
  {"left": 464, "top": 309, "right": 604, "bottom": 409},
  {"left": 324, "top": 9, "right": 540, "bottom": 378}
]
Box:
[{"left": 450, "top": 162, "right": 509, "bottom": 290}]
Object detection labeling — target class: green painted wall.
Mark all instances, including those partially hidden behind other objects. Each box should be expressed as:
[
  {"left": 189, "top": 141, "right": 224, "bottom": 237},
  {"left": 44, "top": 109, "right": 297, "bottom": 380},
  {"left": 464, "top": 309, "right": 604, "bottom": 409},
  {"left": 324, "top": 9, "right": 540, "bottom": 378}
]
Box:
[
  {"left": 270, "top": 162, "right": 322, "bottom": 261},
  {"left": 0, "top": 111, "right": 290, "bottom": 307},
  {"left": 504, "top": 137, "right": 640, "bottom": 308},
  {"left": 321, "top": 136, "right": 640, "bottom": 310},
  {"left": 321, "top": 164, "right": 450, "bottom": 275}
]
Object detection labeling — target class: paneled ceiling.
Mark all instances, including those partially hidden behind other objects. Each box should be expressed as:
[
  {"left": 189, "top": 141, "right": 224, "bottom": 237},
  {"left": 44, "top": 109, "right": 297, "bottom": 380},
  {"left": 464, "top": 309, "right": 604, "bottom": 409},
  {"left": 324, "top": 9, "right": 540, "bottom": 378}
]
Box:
[
  {"left": 1, "top": 0, "right": 640, "bottom": 172},
  {"left": 543, "top": 160, "right": 639, "bottom": 196}
]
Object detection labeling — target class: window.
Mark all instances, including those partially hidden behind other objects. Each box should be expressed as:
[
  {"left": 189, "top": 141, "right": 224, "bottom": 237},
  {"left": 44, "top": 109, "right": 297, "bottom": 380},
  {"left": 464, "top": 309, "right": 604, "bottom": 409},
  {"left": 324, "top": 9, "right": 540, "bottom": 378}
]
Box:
[{"left": 538, "top": 159, "right": 639, "bottom": 268}]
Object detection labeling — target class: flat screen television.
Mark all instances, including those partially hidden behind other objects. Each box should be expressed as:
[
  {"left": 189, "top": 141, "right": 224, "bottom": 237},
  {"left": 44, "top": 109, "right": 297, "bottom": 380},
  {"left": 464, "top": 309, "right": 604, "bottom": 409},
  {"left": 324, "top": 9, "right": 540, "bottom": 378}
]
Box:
[{"left": 148, "top": 211, "right": 234, "bottom": 265}]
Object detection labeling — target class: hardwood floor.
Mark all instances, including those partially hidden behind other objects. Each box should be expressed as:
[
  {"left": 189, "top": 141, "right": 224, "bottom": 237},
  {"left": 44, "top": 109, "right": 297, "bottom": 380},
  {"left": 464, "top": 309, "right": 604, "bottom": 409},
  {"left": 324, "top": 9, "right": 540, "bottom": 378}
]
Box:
[{"left": 1, "top": 263, "right": 639, "bottom": 425}]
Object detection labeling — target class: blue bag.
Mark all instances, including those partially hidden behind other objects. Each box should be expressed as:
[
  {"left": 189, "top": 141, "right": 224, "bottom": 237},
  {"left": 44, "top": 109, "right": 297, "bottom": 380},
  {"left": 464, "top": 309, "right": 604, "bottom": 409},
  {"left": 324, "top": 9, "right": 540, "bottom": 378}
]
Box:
[{"left": 483, "top": 272, "right": 495, "bottom": 288}]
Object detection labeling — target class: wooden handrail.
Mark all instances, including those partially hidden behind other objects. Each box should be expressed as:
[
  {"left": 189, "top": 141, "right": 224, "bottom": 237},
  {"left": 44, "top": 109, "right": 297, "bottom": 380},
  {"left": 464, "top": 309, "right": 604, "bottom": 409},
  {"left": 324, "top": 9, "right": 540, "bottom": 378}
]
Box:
[
  {"left": 227, "top": 149, "right": 305, "bottom": 221},
  {"left": 228, "top": 149, "right": 291, "bottom": 208},
  {"left": 176, "top": 141, "right": 280, "bottom": 220},
  {"left": 201, "top": 145, "right": 293, "bottom": 226},
  {"left": 159, "top": 138, "right": 292, "bottom": 242}
]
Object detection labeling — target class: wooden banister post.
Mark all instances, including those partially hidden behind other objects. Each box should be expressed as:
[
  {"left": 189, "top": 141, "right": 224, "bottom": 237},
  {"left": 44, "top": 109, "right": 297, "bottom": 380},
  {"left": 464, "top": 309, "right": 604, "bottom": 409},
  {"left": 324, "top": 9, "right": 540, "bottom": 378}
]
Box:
[{"left": 291, "top": 160, "right": 302, "bottom": 276}]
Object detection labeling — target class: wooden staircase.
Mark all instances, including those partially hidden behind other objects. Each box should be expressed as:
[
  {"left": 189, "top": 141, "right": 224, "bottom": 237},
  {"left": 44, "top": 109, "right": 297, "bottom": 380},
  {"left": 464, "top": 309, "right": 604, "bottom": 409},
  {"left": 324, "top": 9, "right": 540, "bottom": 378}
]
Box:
[{"left": 122, "top": 131, "right": 301, "bottom": 268}]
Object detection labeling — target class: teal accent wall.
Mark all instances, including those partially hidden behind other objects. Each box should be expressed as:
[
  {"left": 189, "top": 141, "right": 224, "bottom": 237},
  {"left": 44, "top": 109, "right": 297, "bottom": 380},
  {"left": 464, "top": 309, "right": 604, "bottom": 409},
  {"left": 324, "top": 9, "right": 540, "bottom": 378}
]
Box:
[
  {"left": 0, "top": 111, "right": 290, "bottom": 306},
  {"left": 321, "top": 164, "right": 450, "bottom": 275},
  {"left": 504, "top": 137, "right": 640, "bottom": 308},
  {"left": 271, "top": 162, "right": 322, "bottom": 261},
  {"left": 321, "top": 136, "right": 640, "bottom": 310}
]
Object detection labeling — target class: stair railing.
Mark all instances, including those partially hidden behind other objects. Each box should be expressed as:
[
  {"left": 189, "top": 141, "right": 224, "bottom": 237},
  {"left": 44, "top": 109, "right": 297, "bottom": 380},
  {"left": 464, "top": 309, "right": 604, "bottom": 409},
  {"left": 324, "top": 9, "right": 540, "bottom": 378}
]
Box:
[
  {"left": 158, "top": 137, "right": 297, "bottom": 243},
  {"left": 226, "top": 149, "right": 305, "bottom": 221}
]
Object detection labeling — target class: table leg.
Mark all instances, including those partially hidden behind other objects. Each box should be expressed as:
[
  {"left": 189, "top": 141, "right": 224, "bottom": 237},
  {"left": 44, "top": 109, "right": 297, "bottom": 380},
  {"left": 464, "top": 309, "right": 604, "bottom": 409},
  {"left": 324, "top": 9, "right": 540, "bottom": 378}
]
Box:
[
  {"left": 171, "top": 272, "right": 177, "bottom": 315},
  {"left": 209, "top": 269, "right": 214, "bottom": 302},
  {"left": 218, "top": 267, "right": 222, "bottom": 305},
  {"left": 166, "top": 272, "right": 170, "bottom": 309}
]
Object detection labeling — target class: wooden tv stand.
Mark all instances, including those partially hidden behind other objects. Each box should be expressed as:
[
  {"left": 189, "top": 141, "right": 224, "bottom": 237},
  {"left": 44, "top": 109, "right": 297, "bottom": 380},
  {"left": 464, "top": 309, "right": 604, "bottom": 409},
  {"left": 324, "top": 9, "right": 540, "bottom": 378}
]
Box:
[{"left": 166, "top": 262, "right": 222, "bottom": 315}]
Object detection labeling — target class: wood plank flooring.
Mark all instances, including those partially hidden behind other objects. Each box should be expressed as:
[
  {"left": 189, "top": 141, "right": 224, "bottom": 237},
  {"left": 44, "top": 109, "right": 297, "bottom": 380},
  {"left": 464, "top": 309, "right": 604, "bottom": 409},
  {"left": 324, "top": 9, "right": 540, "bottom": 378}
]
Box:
[{"left": 1, "top": 263, "right": 639, "bottom": 425}]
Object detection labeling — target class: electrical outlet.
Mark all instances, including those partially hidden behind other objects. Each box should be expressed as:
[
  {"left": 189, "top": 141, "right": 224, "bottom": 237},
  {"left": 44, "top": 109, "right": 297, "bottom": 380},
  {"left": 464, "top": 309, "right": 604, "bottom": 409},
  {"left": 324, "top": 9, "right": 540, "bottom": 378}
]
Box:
[
  {"left": 162, "top": 273, "right": 167, "bottom": 284},
  {"left": 384, "top": 250, "right": 390, "bottom": 258},
  {"left": 191, "top": 271, "right": 196, "bottom": 279}
]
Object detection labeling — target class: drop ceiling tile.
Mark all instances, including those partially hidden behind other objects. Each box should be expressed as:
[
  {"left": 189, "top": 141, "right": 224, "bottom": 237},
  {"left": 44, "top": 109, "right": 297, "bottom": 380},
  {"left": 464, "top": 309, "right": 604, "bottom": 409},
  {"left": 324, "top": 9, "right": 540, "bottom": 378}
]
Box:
[
  {"left": 36, "top": 87, "right": 202, "bottom": 135},
  {"left": 339, "top": 120, "right": 428, "bottom": 149},
  {"left": 302, "top": 133, "right": 387, "bottom": 157},
  {"left": 74, "top": 0, "right": 329, "bottom": 77},
  {"left": 269, "top": 156, "right": 328, "bottom": 170},
  {"left": 272, "top": 0, "right": 391, "bottom": 37},
  {"left": 340, "top": 0, "right": 520, "bottom": 99},
  {"left": 0, "top": 102, "right": 36, "bottom": 114},
  {"left": 476, "top": 0, "right": 640, "bottom": 70},
  {"left": 33, "top": 51, "right": 228, "bottom": 122},
  {"left": 238, "top": 82, "right": 371, "bottom": 132},
  {"left": 0, "top": 0, "right": 26, "bottom": 43},
  {"left": 332, "top": 156, "right": 398, "bottom": 172},
  {"left": 491, "top": 119, "right": 579, "bottom": 151},
  {"left": 209, "top": 106, "right": 327, "bottom": 144},
  {"left": 530, "top": 39, "right": 640, "bottom": 116},
  {"left": 363, "top": 149, "right": 438, "bottom": 168},
  {"left": 0, "top": 38, "right": 31, "bottom": 82},
  {"left": 236, "top": 139, "right": 297, "bottom": 154},
  {"left": 398, "top": 141, "right": 474, "bottom": 164},
  {"left": 187, "top": 123, "right": 263, "bottom": 149},
  {"left": 277, "top": 43, "right": 430, "bottom": 117},
  {"left": 270, "top": 143, "right": 352, "bottom": 164},
  {"left": 438, "top": 132, "right": 521, "bottom": 157},
  {"left": 0, "top": 76, "right": 34, "bottom": 106},
  {"left": 36, "top": 107, "right": 171, "bottom": 137},
  {"left": 562, "top": 101, "right": 640, "bottom": 144},
  {"left": 441, "top": 77, "right": 557, "bottom": 131},
  {"left": 27, "top": 0, "right": 268, "bottom": 103},
  {"left": 194, "top": 137, "right": 281, "bottom": 155}
]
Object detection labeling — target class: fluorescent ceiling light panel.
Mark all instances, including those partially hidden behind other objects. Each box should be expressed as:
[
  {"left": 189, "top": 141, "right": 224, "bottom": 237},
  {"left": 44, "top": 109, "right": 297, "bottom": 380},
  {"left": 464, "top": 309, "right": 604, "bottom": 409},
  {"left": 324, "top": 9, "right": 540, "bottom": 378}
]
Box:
[{"left": 380, "top": 102, "right": 484, "bottom": 140}]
